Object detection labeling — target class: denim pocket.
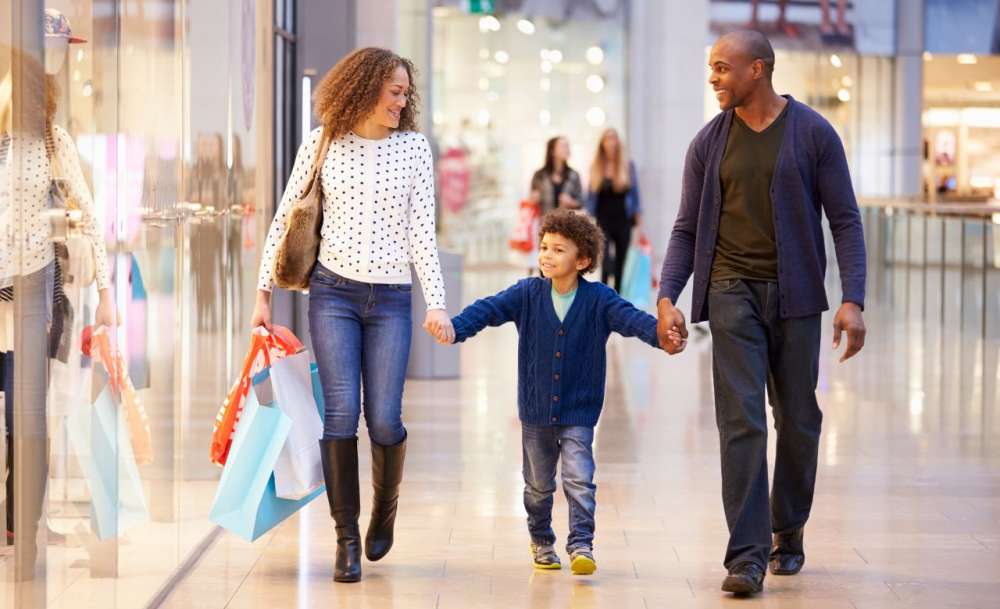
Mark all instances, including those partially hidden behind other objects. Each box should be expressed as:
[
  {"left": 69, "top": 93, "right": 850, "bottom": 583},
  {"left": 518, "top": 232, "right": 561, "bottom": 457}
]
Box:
[
  {"left": 709, "top": 278, "right": 742, "bottom": 294},
  {"left": 312, "top": 265, "right": 347, "bottom": 287}
]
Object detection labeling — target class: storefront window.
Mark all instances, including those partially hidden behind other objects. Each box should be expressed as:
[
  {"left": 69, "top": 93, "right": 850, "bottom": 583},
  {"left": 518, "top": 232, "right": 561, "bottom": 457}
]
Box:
[{"left": 431, "top": 2, "right": 627, "bottom": 264}]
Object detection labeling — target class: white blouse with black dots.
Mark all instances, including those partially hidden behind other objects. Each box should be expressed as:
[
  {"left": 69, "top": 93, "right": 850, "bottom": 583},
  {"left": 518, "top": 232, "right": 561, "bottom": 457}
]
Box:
[
  {"left": 257, "top": 127, "right": 447, "bottom": 311},
  {"left": 0, "top": 125, "right": 112, "bottom": 290}
]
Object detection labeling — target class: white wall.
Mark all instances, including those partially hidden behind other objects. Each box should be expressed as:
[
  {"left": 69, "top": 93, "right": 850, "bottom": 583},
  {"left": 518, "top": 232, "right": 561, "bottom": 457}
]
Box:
[{"left": 628, "top": 0, "right": 708, "bottom": 309}]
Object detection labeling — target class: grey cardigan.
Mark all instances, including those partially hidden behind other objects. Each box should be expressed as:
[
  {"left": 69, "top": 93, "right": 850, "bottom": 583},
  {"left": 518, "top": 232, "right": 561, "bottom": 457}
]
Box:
[{"left": 530, "top": 167, "right": 583, "bottom": 214}]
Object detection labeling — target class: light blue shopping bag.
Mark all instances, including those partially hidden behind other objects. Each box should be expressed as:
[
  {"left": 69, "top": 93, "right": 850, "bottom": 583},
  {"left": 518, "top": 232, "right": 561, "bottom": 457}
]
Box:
[
  {"left": 208, "top": 363, "right": 325, "bottom": 541},
  {"left": 621, "top": 244, "right": 653, "bottom": 309},
  {"left": 65, "top": 382, "right": 150, "bottom": 540}
]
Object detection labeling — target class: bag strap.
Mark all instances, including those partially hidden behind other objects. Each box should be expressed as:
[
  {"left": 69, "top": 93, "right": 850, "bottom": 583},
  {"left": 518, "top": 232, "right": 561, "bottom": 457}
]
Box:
[{"left": 304, "top": 127, "right": 332, "bottom": 199}]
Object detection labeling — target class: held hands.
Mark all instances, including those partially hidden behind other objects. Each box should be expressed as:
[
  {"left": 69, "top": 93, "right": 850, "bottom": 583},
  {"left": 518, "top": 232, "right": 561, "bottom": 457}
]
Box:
[
  {"left": 656, "top": 298, "right": 688, "bottom": 355},
  {"left": 832, "top": 302, "right": 866, "bottom": 362},
  {"left": 424, "top": 309, "right": 455, "bottom": 345}
]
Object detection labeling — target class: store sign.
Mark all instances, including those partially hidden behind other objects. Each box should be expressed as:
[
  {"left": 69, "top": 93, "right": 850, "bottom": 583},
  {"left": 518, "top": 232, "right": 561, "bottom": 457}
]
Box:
[{"left": 463, "top": 0, "right": 495, "bottom": 14}]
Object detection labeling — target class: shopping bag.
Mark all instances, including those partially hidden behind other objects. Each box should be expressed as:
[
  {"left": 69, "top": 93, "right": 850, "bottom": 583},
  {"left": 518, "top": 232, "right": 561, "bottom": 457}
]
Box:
[
  {"left": 210, "top": 326, "right": 302, "bottom": 466},
  {"left": 208, "top": 368, "right": 324, "bottom": 542},
  {"left": 87, "top": 326, "right": 153, "bottom": 465},
  {"left": 621, "top": 233, "right": 654, "bottom": 309},
  {"left": 263, "top": 352, "right": 325, "bottom": 500},
  {"left": 65, "top": 376, "right": 150, "bottom": 540},
  {"left": 508, "top": 199, "right": 540, "bottom": 253}
]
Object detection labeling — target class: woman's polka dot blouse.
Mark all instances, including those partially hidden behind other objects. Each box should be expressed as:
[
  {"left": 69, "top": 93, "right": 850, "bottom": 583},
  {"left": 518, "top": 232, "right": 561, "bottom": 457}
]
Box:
[
  {"left": 257, "top": 127, "right": 447, "bottom": 311},
  {"left": 0, "top": 125, "right": 111, "bottom": 290}
]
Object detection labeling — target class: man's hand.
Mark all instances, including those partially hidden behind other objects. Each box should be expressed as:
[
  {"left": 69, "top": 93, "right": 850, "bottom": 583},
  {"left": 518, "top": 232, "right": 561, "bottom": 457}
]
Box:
[
  {"left": 657, "top": 298, "right": 688, "bottom": 355},
  {"left": 832, "top": 302, "right": 866, "bottom": 362}
]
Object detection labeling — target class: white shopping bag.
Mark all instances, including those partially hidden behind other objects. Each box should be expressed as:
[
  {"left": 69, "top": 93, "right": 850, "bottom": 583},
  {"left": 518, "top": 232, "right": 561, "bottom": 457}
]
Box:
[{"left": 256, "top": 350, "right": 324, "bottom": 500}]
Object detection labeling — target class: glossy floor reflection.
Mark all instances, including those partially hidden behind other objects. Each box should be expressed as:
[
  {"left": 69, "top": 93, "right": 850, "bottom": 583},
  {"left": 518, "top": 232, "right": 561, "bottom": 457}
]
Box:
[{"left": 159, "top": 268, "right": 999, "bottom": 609}]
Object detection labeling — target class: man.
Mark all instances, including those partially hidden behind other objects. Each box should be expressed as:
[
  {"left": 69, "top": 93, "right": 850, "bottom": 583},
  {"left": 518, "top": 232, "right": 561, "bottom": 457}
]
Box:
[{"left": 656, "top": 31, "right": 867, "bottom": 596}]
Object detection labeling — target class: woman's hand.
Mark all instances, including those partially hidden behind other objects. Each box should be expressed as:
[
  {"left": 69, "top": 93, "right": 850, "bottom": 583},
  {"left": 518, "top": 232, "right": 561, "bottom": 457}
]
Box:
[
  {"left": 95, "top": 289, "right": 117, "bottom": 328},
  {"left": 423, "top": 309, "right": 455, "bottom": 344},
  {"left": 251, "top": 290, "right": 273, "bottom": 331}
]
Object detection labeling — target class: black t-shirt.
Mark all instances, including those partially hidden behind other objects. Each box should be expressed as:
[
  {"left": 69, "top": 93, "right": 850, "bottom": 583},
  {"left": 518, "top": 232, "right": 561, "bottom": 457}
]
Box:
[{"left": 711, "top": 104, "right": 789, "bottom": 282}]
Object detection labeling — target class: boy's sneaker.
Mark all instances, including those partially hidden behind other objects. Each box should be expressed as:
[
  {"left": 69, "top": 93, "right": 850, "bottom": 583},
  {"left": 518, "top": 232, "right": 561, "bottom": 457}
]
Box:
[
  {"left": 530, "top": 543, "right": 561, "bottom": 570},
  {"left": 570, "top": 547, "right": 597, "bottom": 575}
]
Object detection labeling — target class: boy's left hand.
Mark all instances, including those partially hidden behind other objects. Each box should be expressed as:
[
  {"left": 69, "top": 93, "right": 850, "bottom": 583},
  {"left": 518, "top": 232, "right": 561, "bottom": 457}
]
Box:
[{"left": 663, "top": 328, "right": 687, "bottom": 353}]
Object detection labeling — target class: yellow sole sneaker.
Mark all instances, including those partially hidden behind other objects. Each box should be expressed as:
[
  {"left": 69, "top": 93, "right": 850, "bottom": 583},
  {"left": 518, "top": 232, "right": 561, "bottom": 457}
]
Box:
[
  {"left": 533, "top": 561, "right": 562, "bottom": 570},
  {"left": 570, "top": 554, "right": 596, "bottom": 575}
]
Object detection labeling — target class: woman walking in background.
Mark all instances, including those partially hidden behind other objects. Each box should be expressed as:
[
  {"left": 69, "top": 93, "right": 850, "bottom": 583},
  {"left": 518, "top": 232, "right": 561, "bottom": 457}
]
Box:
[
  {"left": 530, "top": 136, "right": 583, "bottom": 214},
  {"left": 587, "top": 128, "right": 641, "bottom": 292}
]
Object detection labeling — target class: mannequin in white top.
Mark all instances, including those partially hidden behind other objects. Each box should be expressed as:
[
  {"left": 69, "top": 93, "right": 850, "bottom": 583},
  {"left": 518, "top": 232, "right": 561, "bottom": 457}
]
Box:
[{"left": 252, "top": 48, "right": 452, "bottom": 584}]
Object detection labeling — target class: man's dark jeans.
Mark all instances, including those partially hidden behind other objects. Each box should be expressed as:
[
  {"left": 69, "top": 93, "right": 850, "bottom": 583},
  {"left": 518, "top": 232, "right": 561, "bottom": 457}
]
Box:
[{"left": 707, "top": 279, "right": 822, "bottom": 569}]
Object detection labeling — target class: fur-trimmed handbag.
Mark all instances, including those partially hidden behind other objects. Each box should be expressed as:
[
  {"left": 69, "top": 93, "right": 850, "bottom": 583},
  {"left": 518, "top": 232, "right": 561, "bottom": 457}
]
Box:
[{"left": 272, "top": 129, "right": 332, "bottom": 291}]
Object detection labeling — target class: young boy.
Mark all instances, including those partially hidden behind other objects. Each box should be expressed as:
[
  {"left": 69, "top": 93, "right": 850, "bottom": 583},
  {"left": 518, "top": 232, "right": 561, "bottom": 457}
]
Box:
[{"left": 437, "top": 210, "right": 679, "bottom": 575}]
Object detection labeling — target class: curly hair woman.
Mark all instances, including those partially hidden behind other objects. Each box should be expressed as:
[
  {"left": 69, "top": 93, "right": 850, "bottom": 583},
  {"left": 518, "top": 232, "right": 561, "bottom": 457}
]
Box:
[{"left": 252, "top": 47, "right": 453, "bottom": 583}]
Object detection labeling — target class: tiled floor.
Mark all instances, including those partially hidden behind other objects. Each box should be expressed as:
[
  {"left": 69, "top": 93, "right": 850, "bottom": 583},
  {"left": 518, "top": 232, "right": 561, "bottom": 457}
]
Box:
[{"left": 155, "top": 269, "right": 1000, "bottom": 609}]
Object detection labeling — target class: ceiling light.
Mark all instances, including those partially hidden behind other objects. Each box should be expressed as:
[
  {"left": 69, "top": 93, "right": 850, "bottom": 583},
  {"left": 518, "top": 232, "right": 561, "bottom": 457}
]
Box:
[
  {"left": 837, "top": 88, "right": 851, "bottom": 102},
  {"left": 586, "top": 46, "right": 604, "bottom": 65},
  {"left": 586, "top": 106, "right": 606, "bottom": 127},
  {"left": 540, "top": 60, "right": 552, "bottom": 73},
  {"left": 549, "top": 49, "right": 563, "bottom": 64},
  {"left": 973, "top": 81, "right": 993, "bottom": 92},
  {"left": 958, "top": 53, "right": 978, "bottom": 65},
  {"left": 829, "top": 54, "right": 843, "bottom": 68},
  {"left": 494, "top": 50, "right": 510, "bottom": 64},
  {"left": 517, "top": 19, "right": 535, "bottom": 35},
  {"left": 586, "top": 74, "right": 605, "bottom": 93},
  {"left": 923, "top": 51, "right": 933, "bottom": 61},
  {"left": 479, "top": 16, "right": 501, "bottom": 33}
]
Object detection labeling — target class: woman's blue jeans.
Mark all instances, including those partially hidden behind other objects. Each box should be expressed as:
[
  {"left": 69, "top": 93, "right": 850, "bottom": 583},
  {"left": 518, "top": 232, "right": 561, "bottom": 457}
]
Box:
[{"left": 307, "top": 263, "right": 411, "bottom": 446}]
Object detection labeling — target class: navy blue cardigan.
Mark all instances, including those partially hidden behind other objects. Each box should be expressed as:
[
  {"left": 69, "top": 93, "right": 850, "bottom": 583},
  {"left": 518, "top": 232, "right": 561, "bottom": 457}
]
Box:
[
  {"left": 658, "top": 96, "right": 867, "bottom": 323},
  {"left": 452, "top": 277, "right": 660, "bottom": 427}
]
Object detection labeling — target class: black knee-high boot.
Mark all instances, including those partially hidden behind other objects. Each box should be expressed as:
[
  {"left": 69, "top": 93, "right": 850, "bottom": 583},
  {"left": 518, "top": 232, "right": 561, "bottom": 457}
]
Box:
[
  {"left": 365, "top": 434, "right": 406, "bottom": 561},
  {"left": 320, "top": 438, "right": 361, "bottom": 583}
]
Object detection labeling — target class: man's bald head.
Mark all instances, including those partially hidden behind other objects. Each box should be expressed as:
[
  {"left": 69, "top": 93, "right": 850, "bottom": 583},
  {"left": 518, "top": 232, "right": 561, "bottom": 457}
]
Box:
[{"left": 715, "top": 30, "right": 776, "bottom": 79}]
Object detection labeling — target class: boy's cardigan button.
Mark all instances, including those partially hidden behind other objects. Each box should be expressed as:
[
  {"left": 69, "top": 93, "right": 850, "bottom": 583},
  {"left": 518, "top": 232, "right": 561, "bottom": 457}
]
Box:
[
  {"left": 554, "top": 373, "right": 560, "bottom": 380},
  {"left": 555, "top": 351, "right": 561, "bottom": 358},
  {"left": 552, "top": 395, "right": 559, "bottom": 402},
  {"left": 558, "top": 328, "right": 565, "bottom": 336}
]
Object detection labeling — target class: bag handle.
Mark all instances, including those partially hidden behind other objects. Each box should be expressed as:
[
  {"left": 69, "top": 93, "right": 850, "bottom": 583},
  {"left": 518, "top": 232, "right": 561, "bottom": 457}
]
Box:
[{"left": 301, "top": 127, "right": 332, "bottom": 200}]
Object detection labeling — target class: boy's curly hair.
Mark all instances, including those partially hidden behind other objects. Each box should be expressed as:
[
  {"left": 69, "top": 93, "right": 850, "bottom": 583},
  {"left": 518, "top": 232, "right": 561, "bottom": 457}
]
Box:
[
  {"left": 313, "top": 47, "right": 420, "bottom": 139},
  {"left": 539, "top": 210, "right": 605, "bottom": 275}
]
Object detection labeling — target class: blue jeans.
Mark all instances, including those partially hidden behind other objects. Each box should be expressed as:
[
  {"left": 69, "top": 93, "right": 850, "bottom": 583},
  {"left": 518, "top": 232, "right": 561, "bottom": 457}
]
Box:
[
  {"left": 521, "top": 424, "right": 596, "bottom": 553},
  {"left": 707, "top": 279, "right": 822, "bottom": 570},
  {"left": 307, "top": 263, "right": 411, "bottom": 446}
]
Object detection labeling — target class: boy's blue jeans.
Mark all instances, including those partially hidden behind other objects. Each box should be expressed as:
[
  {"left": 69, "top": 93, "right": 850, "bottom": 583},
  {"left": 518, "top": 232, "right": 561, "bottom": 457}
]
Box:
[
  {"left": 307, "top": 263, "right": 411, "bottom": 446},
  {"left": 521, "top": 423, "right": 596, "bottom": 553}
]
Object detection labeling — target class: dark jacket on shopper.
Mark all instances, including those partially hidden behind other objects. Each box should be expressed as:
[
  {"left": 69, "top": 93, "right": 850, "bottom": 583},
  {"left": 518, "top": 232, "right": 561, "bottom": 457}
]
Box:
[
  {"left": 530, "top": 167, "right": 583, "bottom": 214},
  {"left": 585, "top": 160, "right": 642, "bottom": 221},
  {"left": 451, "top": 276, "right": 659, "bottom": 427},
  {"left": 658, "top": 95, "right": 867, "bottom": 323}
]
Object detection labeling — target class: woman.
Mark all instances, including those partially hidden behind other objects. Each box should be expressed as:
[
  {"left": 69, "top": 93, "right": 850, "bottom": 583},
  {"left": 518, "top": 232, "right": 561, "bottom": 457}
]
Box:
[
  {"left": 251, "top": 47, "right": 453, "bottom": 583},
  {"left": 530, "top": 136, "right": 583, "bottom": 214},
  {"left": 586, "top": 128, "right": 641, "bottom": 292},
  {"left": 1, "top": 17, "right": 114, "bottom": 581}
]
